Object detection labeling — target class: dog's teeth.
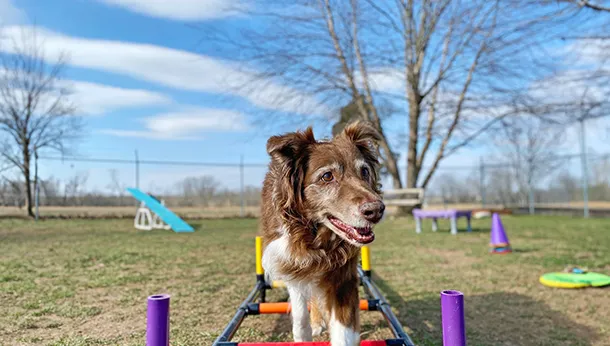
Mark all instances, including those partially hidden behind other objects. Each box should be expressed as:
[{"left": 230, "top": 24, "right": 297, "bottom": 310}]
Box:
[{"left": 356, "top": 227, "right": 372, "bottom": 236}]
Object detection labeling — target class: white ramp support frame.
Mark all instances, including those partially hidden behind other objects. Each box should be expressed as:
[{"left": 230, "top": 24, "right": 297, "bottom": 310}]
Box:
[
  {"left": 134, "top": 200, "right": 171, "bottom": 231},
  {"left": 127, "top": 188, "right": 194, "bottom": 233}
]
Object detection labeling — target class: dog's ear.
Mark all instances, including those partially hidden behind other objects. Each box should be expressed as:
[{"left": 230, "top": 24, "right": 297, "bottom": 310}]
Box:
[
  {"left": 266, "top": 127, "right": 316, "bottom": 221},
  {"left": 341, "top": 120, "right": 381, "bottom": 146},
  {"left": 267, "top": 127, "right": 316, "bottom": 162},
  {"left": 340, "top": 121, "right": 381, "bottom": 164},
  {"left": 340, "top": 121, "right": 382, "bottom": 192}
]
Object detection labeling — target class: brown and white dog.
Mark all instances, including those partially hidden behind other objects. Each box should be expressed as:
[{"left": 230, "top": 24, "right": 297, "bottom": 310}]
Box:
[{"left": 260, "top": 121, "right": 385, "bottom": 346}]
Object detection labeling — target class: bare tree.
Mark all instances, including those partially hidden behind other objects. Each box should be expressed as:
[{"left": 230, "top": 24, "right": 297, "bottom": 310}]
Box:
[
  {"left": 493, "top": 116, "right": 566, "bottom": 207},
  {"left": 39, "top": 176, "right": 61, "bottom": 206},
  {"left": 428, "top": 171, "right": 478, "bottom": 205},
  {"left": 0, "top": 176, "right": 26, "bottom": 207},
  {"left": 198, "top": 0, "right": 590, "bottom": 204},
  {"left": 63, "top": 172, "right": 88, "bottom": 206},
  {"left": 0, "top": 27, "right": 81, "bottom": 217},
  {"left": 175, "top": 175, "right": 220, "bottom": 207},
  {"left": 106, "top": 169, "right": 126, "bottom": 205}
]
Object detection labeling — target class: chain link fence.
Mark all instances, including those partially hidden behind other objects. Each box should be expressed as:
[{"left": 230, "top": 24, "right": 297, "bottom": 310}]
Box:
[
  {"left": 1, "top": 151, "right": 609, "bottom": 218},
  {"left": 425, "top": 153, "right": 610, "bottom": 217}
]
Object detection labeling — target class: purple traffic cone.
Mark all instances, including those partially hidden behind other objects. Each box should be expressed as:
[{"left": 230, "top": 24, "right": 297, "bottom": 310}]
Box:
[{"left": 490, "top": 213, "right": 511, "bottom": 253}]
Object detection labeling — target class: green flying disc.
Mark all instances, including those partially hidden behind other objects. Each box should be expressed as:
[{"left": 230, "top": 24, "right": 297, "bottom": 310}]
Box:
[{"left": 539, "top": 271, "right": 610, "bottom": 289}]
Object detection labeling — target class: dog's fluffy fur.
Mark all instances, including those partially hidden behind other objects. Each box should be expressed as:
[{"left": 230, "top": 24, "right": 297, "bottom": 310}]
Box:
[{"left": 259, "top": 121, "right": 385, "bottom": 345}]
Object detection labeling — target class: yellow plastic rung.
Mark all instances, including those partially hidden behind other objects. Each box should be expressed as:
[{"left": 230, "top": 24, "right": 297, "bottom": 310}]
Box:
[
  {"left": 255, "top": 236, "right": 264, "bottom": 275},
  {"left": 271, "top": 280, "right": 286, "bottom": 288},
  {"left": 361, "top": 245, "right": 371, "bottom": 271}
]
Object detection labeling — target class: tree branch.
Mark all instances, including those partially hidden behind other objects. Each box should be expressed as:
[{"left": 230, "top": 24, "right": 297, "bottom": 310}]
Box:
[
  {"left": 570, "top": 0, "right": 610, "bottom": 12},
  {"left": 420, "top": 4, "right": 498, "bottom": 188}
]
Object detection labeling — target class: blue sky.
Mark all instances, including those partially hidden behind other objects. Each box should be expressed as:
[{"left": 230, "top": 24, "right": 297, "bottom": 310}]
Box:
[{"left": 0, "top": 0, "right": 608, "bottom": 193}]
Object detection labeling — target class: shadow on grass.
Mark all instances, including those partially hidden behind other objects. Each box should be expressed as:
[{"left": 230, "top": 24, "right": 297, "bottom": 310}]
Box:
[
  {"left": 510, "top": 248, "right": 538, "bottom": 254},
  {"left": 415, "top": 227, "right": 490, "bottom": 234},
  {"left": 264, "top": 273, "right": 596, "bottom": 345},
  {"left": 372, "top": 273, "right": 598, "bottom": 346},
  {"left": 466, "top": 227, "right": 492, "bottom": 234}
]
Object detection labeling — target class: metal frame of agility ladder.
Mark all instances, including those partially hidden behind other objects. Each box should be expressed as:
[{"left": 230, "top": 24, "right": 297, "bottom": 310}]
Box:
[
  {"left": 211, "top": 237, "right": 416, "bottom": 346},
  {"left": 144, "top": 237, "right": 468, "bottom": 346}
]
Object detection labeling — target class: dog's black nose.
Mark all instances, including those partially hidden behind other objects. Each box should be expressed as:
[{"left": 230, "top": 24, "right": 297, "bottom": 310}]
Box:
[{"left": 359, "top": 201, "right": 385, "bottom": 223}]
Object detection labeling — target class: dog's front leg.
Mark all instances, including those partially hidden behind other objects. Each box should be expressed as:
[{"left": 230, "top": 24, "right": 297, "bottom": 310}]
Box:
[
  {"left": 328, "top": 280, "right": 360, "bottom": 346},
  {"left": 287, "top": 285, "right": 312, "bottom": 342}
]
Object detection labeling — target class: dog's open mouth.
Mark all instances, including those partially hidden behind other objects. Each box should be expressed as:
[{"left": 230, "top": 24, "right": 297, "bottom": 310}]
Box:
[{"left": 327, "top": 216, "right": 374, "bottom": 244}]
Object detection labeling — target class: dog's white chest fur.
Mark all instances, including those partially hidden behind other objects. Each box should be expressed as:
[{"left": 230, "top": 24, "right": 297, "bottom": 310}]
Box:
[
  {"left": 262, "top": 233, "right": 359, "bottom": 346},
  {"left": 261, "top": 233, "right": 291, "bottom": 282}
]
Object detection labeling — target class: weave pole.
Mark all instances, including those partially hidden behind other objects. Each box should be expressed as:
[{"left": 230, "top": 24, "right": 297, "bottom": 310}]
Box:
[
  {"left": 147, "top": 294, "right": 170, "bottom": 346},
  {"left": 441, "top": 290, "right": 466, "bottom": 346}
]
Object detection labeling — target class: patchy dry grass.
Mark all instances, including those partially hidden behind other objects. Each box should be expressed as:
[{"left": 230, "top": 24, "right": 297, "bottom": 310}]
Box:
[{"left": 0, "top": 216, "right": 608, "bottom": 346}]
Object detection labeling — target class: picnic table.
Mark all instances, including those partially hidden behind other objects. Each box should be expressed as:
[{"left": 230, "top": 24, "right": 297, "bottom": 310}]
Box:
[{"left": 412, "top": 209, "right": 472, "bottom": 235}]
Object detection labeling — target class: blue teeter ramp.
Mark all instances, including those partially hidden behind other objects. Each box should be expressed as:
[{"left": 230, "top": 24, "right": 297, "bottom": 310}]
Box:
[{"left": 126, "top": 188, "right": 194, "bottom": 232}]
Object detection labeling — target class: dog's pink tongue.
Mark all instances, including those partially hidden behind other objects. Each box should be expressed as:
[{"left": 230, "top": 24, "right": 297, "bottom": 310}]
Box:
[{"left": 356, "top": 227, "right": 372, "bottom": 236}]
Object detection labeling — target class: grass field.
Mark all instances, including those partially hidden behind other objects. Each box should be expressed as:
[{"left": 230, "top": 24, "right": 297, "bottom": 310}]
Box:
[{"left": 1, "top": 216, "right": 609, "bottom": 346}]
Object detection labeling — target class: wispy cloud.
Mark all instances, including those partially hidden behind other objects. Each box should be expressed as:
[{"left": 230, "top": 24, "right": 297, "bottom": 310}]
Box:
[
  {"left": 0, "top": 25, "right": 328, "bottom": 117},
  {"left": 67, "top": 80, "right": 172, "bottom": 115},
  {"left": 99, "top": 107, "right": 249, "bottom": 140},
  {"left": 0, "top": 68, "right": 172, "bottom": 116},
  {"left": 98, "top": 129, "right": 200, "bottom": 140},
  {"left": 354, "top": 68, "right": 405, "bottom": 94},
  {"left": 94, "top": 0, "right": 246, "bottom": 21}
]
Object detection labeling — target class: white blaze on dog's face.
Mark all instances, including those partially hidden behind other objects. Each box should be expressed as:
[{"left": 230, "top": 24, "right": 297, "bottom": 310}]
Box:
[{"left": 302, "top": 124, "right": 384, "bottom": 247}]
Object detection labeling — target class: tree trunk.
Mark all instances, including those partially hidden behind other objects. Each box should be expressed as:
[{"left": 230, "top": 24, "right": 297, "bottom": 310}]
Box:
[
  {"left": 406, "top": 97, "right": 421, "bottom": 188},
  {"left": 379, "top": 140, "right": 402, "bottom": 189},
  {"left": 397, "top": 95, "right": 423, "bottom": 216},
  {"left": 23, "top": 148, "right": 34, "bottom": 218}
]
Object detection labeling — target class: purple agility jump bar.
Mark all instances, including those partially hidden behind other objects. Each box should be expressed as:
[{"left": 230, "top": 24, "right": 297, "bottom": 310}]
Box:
[
  {"left": 441, "top": 290, "right": 467, "bottom": 346},
  {"left": 147, "top": 294, "right": 170, "bottom": 346}
]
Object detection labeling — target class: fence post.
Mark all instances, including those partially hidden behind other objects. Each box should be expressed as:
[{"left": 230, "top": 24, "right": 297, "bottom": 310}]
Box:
[
  {"left": 240, "top": 155, "right": 245, "bottom": 218},
  {"left": 135, "top": 150, "right": 140, "bottom": 190},
  {"left": 527, "top": 177, "right": 536, "bottom": 215},
  {"left": 479, "top": 157, "right": 486, "bottom": 208},
  {"left": 579, "top": 119, "right": 589, "bottom": 218},
  {"left": 34, "top": 147, "right": 39, "bottom": 221}
]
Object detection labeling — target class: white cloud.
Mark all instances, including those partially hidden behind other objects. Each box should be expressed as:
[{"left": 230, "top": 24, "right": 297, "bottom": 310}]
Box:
[
  {"left": 562, "top": 38, "right": 610, "bottom": 67},
  {"left": 95, "top": 0, "right": 246, "bottom": 21},
  {"left": 351, "top": 67, "right": 404, "bottom": 95},
  {"left": 98, "top": 129, "right": 200, "bottom": 140},
  {"left": 530, "top": 70, "right": 609, "bottom": 104},
  {"left": 99, "top": 108, "right": 249, "bottom": 140},
  {"left": 0, "top": 68, "right": 172, "bottom": 116},
  {"left": 67, "top": 80, "right": 172, "bottom": 115},
  {"left": 147, "top": 108, "right": 248, "bottom": 133},
  {"left": 563, "top": 116, "right": 610, "bottom": 151},
  {"left": 0, "top": 0, "right": 25, "bottom": 25},
  {"left": 0, "top": 25, "right": 328, "bottom": 117}
]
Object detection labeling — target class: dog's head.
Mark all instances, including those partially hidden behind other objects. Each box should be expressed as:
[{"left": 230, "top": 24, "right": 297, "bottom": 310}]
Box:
[{"left": 267, "top": 121, "right": 384, "bottom": 246}]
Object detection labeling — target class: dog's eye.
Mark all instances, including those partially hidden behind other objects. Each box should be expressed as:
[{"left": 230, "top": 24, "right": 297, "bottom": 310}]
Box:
[
  {"left": 361, "top": 167, "right": 370, "bottom": 180},
  {"left": 321, "top": 171, "right": 334, "bottom": 182}
]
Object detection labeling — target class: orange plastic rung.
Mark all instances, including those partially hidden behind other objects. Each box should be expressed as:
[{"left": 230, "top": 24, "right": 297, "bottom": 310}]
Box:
[
  {"left": 256, "top": 300, "right": 370, "bottom": 314},
  {"left": 259, "top": 302, "right": 292, "bottom": 314}
]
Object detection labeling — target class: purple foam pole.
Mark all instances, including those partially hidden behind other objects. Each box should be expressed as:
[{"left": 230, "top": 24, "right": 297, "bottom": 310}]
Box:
[
  {"left": 441, "top": 290, "right": 466, "bottom": 346},
  {"left": 147, "top": 294, "right": 170, "bottom": 346}
]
